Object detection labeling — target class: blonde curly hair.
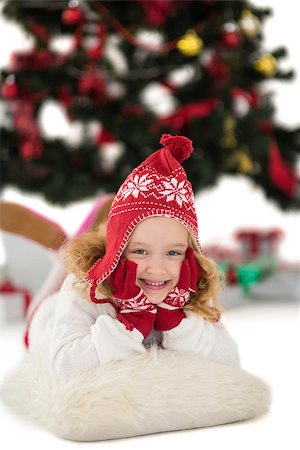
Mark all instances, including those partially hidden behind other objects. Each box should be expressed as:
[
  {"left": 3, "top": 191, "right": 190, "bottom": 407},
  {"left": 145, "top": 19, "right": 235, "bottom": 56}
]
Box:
[{"left": 60, "top": 221, "right": 225, "bottom": 323}]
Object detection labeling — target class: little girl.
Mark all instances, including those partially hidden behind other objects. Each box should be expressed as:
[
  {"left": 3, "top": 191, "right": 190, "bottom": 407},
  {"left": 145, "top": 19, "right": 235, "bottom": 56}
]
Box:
[{"left": 26, "top": 134, "right": 239, "bottom": 379}]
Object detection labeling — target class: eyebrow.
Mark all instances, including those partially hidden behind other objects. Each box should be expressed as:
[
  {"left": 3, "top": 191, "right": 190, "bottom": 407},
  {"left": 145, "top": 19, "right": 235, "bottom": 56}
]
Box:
[{"left": 128, "top": 242, "right": 187, "bottom": 248}]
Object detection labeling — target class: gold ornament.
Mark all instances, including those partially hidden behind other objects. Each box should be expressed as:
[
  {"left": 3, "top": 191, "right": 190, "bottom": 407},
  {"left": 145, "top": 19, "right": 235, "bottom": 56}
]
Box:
[
  {"left": 254, "top": 54, "right": 277, "bottom": 77},
  {"left": 177, "top": 30, "right": 204, "bottom": 57},
  {"left": 239, "top": 9, "right": 260, "bottom": 37},
  {"left": 223, "top": 114, "right": 235, "bottom": 131},
  {"left": 219, "top": 114, "right": 237, "bottom": 149},
  {"left": 220, "top": 135, "right": 237, "bottom": 149},
  {"left": 227, "top": 149, "right": 253, "bottom": 174}
]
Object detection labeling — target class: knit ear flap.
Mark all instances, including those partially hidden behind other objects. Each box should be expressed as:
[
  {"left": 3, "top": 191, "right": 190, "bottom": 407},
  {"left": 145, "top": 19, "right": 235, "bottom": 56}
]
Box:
[{"left": 160, "top": 134, "right": 193, "bottom": 163}]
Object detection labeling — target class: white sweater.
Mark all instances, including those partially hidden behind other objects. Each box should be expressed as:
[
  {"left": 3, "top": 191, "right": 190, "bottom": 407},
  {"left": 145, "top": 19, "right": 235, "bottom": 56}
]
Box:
[{"left": 28, "top": 274, "right": 240, "bottom": 379}]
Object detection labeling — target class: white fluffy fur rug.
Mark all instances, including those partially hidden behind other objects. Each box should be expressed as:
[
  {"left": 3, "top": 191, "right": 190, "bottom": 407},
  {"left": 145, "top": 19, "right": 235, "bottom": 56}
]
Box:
[{"left": 0, "top": 347, "right": 271, "bottom": 441}]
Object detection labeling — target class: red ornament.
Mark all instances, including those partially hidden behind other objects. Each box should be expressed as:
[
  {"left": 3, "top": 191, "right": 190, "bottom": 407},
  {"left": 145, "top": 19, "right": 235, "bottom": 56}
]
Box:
[
  {"left": 11, "top": 100, "right": 44, "bottom": 161},
  {"left": 29, "top": 19, "right": 50, "bottom": 43},
  {"left": 1, "top": 81, "right": 18, "bottom": 99},
  {"left": 87, "top": 45, "right": 103, "bottom": 60},
  {"left": 62, "top": 7, "right": 83, "bottom": 26},
  {"left": 78, "top": 73, "right": 104, "bottom": 94},
  {"left": 268, "top": 140, "right": 297, "bottom": 198},
  {"left": 138, "top": 0, "right": 175, "bottom": 26},
  {"left": 57, "top": 85, "right": 72, "bottom": 108},
  {"left": 20, "top": 139, "right": 43, "bottom": 162},
  {"left": 78, "top": 72, "right": 107, "bottom": 105},
  {"left": 221, "top": 30, "right": 242, "bottom": 48},
  {"left": 206, "top": 56, "right": 231, "bottom": 83},
  {"left": 96, "top": 128, "right": 115, "bottom": 145},
  {"left": 11, "top": 50, "right": 56, "bottom": 71},
  {"left": 34, "top": 50, "right": 55, "bottom": 70}
]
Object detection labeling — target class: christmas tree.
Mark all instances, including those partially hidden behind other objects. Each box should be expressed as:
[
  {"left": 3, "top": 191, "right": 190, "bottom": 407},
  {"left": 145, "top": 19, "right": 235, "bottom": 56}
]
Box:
[{"left": 1, "top": 0, "right": 299, "bottom": 208}]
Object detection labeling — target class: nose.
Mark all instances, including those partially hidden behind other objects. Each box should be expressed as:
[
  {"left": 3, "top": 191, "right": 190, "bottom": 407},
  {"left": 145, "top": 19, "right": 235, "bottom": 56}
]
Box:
[{"left": 145, "top": 255, "right": 167, "bottom": 275}]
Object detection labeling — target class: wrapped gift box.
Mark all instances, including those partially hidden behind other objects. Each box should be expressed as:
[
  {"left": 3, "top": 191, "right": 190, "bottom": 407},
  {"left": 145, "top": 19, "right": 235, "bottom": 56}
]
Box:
[{"left": 0, "top": 281, "right": 31, "bottom": 324}]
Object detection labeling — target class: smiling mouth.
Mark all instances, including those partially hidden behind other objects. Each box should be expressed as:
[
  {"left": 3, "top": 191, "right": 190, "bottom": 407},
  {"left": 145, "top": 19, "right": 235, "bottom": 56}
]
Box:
[{"left": 139, "top": 279, "right": 169, "bottom": 290}]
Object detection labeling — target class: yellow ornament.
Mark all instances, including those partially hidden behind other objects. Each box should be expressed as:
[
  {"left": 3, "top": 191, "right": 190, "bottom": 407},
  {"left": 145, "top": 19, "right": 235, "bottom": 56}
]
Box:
[
  {"left": 239, "top": 9, "right": 260, "bottom": 37},
  {"left": 254, "top": 54, "right": 277, "bottom": 77},
  {"left": 219, "top": 114, "right": 237, "bottom": 149},
  {"left": 223, "top": 114, "right": 236, "bottom": 131},
  {"left": 220, "top": 135, "right": 237, "bottom": 149},
  {"left": 227, "top": 149, "right": 253, "bottom": 174},
  {"left": 177, "top": 30, "right": 203, "bottom": 57}
]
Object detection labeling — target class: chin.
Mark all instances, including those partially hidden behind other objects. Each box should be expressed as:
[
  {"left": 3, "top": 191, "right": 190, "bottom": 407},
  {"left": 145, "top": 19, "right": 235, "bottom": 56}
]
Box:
[
  {"left": 145, "top": 291, "right": 170, "bottom": 305},
  {"left": 148, "top": 297, "right": 164, "bottom": 305}
]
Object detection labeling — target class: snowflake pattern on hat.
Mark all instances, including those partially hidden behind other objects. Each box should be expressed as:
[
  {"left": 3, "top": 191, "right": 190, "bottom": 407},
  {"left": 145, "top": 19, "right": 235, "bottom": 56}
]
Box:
[
  {"left": 120, "top": 174, "right": 154, "bottom": 200},
  {"left": 117, "top": 169, "right": 194, "bottom": 209},
  {"left": 159, "top": 177, "right": 189, "bottom": 207}
]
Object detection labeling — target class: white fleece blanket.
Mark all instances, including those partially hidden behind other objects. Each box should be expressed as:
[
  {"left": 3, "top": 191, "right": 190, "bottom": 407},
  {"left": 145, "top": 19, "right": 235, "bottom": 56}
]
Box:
[{"left": 0, "top": 347, "right": 271, "bottom": 441}]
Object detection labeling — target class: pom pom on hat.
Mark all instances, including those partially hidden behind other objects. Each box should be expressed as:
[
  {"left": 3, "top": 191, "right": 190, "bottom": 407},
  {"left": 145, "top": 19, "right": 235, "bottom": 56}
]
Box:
[{"left": 160, "top": 134, "right": 193, "bottom": 163}]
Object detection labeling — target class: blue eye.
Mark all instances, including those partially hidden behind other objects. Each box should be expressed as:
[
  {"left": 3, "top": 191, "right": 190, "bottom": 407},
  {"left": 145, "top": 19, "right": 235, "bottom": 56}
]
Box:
[
  {"left": 168, "top": 250, "right": 181, "bottom": 256},
  {"left": 132, "top": 249, "right": 146, "bottom": 255}
]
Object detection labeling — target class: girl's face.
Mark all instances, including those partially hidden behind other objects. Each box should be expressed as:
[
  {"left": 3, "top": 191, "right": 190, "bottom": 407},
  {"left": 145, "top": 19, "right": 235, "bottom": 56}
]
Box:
[{"left": 123, "top": 216, "right": 189, "bottom": 304}]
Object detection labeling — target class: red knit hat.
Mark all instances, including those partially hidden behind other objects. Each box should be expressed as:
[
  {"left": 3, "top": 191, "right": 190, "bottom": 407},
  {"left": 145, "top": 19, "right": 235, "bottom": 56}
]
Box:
[{"left": 85, "top": 134, "right": 201, "bottom": 298}]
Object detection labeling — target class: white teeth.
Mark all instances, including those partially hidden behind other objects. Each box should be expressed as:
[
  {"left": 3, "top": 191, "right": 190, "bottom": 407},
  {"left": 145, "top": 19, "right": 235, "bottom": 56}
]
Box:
[{"left": 143, "top": 280, "right": 166, "bottom": 287}]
